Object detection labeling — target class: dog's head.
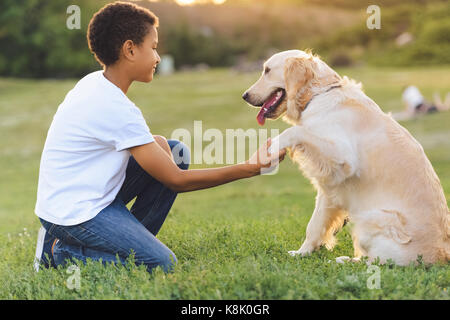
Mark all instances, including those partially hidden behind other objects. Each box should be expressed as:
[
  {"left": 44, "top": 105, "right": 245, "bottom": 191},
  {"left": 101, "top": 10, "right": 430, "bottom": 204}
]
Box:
[{"left": 242, "top": 49, "right": 340, "bottom": 125}]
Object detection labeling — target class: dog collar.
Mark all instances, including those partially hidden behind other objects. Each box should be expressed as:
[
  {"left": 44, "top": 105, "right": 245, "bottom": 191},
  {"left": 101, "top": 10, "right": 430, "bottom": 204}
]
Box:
[{"left": 304, "top": 84, "right": 342, "bottom": 110}]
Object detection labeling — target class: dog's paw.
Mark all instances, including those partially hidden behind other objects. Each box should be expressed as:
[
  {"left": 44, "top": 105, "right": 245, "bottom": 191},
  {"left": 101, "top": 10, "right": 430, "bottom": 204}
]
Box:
[
  {"left": 289, "top": 241, "right": 318, "bottom": 257},
  {"left": 288, "top": 250, "right": 303, "bottom": 257},
  {"left": 267, "top": 145, "right": 277, "bottom": 155},
  {"left": 288, "top": 247, "right": 313, "bottom": 257},
  {"left": 335, "top": 256, "right": 351, "bottom": 264},
  {"left": 268, "top": 137, "right": 280, "bottom": 155},
  {"left": 334, "top": 256, "right": 362, "bottom": 264}
]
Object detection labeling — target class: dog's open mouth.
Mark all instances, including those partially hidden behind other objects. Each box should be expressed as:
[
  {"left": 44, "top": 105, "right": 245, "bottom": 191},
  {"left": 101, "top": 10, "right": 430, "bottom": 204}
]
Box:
[{"left": 256, "top": 89, "right": 285, "bottom": 126}]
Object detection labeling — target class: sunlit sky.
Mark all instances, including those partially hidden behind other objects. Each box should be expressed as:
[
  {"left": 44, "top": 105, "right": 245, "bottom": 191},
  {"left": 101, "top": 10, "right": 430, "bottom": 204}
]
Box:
[
  {"left": 146, "top": 0, "right": 227, "bottom": 6},
  {"left": 175, "top": 0, "right": 226, "bottom": 5}
]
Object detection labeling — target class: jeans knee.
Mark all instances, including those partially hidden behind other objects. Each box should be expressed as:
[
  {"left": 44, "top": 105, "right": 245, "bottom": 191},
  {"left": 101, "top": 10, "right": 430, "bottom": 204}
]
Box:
[
  {"left": 148, "top": 250, "right": 177, "bottom": 273},
  {"left": 167, "top": 139, "right": 190, "bottom": 170},
  {"left": 163, "top": 251, "right": 178, "bottom": 272}
]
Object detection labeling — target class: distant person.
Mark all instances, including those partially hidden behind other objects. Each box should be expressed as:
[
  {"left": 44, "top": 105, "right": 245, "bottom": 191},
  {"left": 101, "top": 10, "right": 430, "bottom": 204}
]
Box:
[
  {"left": 392, "top": 85, "right": 450, "bottom": 121},
  {"left": 34, "top": 2, "right": 286, "bottom": 274}
]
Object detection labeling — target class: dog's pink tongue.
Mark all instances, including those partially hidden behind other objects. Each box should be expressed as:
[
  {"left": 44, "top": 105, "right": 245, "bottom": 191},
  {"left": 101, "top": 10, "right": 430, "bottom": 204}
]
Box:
[
  {"left": 256, "top": 93, "right": 277, "bottom": 126},
  {"left": 257, "top": 107, "right": 266, "bottom": 126}
]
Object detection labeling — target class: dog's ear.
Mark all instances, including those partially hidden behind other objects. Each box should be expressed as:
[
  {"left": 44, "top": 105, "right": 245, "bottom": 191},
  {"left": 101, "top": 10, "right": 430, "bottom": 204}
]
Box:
[
  {"left": 283, "top": 57, "right": 317, "bottom": 122},
  {"left": 284, "top": 57, "right": 316, "bottom": 96}
]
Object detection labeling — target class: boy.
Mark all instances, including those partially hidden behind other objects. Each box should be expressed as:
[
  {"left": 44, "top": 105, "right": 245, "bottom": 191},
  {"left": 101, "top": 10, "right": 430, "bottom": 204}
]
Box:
[{"left": 34, "top": 2, "right": 285, "bottom": 273}]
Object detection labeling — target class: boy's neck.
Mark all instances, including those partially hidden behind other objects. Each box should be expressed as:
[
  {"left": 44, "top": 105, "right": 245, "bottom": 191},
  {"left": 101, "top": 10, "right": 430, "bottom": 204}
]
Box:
[{"left": 103, "top": 64, "right": 133, "bottom": 95}]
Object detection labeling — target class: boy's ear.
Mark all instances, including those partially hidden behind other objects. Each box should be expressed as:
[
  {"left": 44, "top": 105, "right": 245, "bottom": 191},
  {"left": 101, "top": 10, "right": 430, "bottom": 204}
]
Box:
[{"left": 122, "top": 40, "right": 136, "bottom": 61}]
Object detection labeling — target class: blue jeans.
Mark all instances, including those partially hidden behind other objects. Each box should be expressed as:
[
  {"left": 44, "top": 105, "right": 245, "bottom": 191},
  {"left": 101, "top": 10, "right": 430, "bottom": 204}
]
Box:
[{"left": 39, "top": 139, "right": 190, "bottom": 273}]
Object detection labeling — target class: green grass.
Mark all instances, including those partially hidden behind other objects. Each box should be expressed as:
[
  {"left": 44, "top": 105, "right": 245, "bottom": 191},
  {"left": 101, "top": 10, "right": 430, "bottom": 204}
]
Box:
[{"left": 0, "top": 66, "right": 449, "bottom": 299}]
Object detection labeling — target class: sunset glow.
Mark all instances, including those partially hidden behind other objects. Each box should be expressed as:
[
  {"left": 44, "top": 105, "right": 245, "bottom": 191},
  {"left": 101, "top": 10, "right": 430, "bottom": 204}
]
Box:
[
  {"left": 174, "top": 0, "right": 227, "bottom": 6},
  {"left": 175, "top": 0, "right": 196, "bottom": 5}
]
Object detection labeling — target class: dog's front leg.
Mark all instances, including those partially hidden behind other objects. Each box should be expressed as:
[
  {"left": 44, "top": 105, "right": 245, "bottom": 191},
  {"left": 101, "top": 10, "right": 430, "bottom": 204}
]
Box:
[
  {"left": 268, "top": 125, "right": 303, "bottom": 154},
  {"left": 289, "top": 191, "right": 346, "bottom": 256},
  {"left": 269, "top": 125, "right": 357, "bottom": 185}
]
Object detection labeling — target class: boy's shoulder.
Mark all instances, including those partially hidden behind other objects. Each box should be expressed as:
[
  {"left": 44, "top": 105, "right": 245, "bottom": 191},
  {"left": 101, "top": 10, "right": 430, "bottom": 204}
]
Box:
[
  {"left": 68, "top": 70, "right": 132, "bottom": 107},
  {"left": 54, "top": 71, "right": 137, "bottom": 122},
  {"left": 74, "top": 70, "right": 106, "bottom": 92}
]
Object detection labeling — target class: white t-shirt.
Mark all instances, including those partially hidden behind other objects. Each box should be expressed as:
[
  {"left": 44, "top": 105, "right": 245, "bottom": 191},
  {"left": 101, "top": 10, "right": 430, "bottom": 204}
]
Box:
[
  {"left": 402, "top": 86, "right": 424, "bottom": 112},
  {"left": 35, "top": 70, "right": 155, "bottom": 226}
]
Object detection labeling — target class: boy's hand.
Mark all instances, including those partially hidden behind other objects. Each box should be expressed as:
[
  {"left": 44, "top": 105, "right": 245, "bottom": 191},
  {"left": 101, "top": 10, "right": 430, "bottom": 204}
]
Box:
[{"left": 247, "top": 138, "right": 287, "bottom": 174}]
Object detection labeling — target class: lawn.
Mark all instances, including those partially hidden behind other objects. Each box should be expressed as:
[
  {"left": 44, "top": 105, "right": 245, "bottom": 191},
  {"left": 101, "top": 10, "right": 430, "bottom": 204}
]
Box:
[{"left": 0, "top": 66, "right": 449, "bottom": 299}]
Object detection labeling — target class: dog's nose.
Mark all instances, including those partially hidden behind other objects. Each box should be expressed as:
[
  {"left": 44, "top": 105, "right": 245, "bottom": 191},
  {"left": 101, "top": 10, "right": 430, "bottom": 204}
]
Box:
[{"left": 242, "top": 92, "right": 249, "bottom": 101}]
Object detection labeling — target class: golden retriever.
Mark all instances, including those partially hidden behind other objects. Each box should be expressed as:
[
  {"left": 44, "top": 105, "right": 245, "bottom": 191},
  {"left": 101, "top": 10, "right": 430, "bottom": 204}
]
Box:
[{"left": 243, "top": 50, "right": 450, "bottom": 265}]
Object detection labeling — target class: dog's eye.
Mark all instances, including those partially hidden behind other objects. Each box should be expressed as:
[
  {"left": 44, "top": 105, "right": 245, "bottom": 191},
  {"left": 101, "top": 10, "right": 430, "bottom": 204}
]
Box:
[{"left": 264, "top": 67, "right": 270, "bottom": 74}]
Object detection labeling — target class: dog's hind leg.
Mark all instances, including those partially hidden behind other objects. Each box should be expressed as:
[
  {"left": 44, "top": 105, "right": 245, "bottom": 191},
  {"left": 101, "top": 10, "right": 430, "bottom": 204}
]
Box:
[
  {"left": 351, "top": 209, "right": 413, "bottom": 265},
  {"left": 334, "top": 233, "right": 364, "bottom": 264},
  {"left": 289, "top": 191, "right": 347, "bottom": 256}
]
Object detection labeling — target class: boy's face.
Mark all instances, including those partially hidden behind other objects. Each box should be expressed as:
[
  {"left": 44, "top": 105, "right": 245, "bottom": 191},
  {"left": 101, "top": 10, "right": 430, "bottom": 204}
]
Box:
[{"left": 133, "top": 25, "right": 160, "bottom": 83}]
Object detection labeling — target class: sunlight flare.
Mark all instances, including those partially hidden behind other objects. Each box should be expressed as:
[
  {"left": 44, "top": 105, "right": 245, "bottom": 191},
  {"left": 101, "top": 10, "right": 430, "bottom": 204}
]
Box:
[{"left": 174, "top": 0, "right": 227, "bottom": 6}]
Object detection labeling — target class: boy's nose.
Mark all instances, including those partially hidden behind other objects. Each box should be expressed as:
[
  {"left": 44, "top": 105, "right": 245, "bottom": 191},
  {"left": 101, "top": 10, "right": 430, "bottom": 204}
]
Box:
[{"left": 156, "top": 53, "right": 161, "bottom": 64}]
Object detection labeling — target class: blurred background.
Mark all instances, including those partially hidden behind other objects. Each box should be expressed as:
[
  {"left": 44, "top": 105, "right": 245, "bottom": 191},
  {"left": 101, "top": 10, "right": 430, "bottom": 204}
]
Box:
[{"left": 1, "top": 0, "right": 449, "bottom": 78}]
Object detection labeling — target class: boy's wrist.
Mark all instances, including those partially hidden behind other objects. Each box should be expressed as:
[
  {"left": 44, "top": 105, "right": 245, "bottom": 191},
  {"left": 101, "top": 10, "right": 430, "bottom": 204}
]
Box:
[{"left": 242, "top": 160, "right": 261, "bottom": 177}]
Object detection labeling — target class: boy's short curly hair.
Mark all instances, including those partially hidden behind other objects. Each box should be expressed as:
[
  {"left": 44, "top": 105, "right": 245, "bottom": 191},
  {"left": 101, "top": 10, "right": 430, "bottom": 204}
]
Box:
[{"left": 87, "top": 1, "right": 159, "bottom": 67}]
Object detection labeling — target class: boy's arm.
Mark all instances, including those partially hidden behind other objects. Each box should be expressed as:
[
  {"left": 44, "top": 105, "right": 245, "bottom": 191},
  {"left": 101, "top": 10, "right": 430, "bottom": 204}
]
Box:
[{"left": 128, "top": 139, "right": 286, "bottom": 193}]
